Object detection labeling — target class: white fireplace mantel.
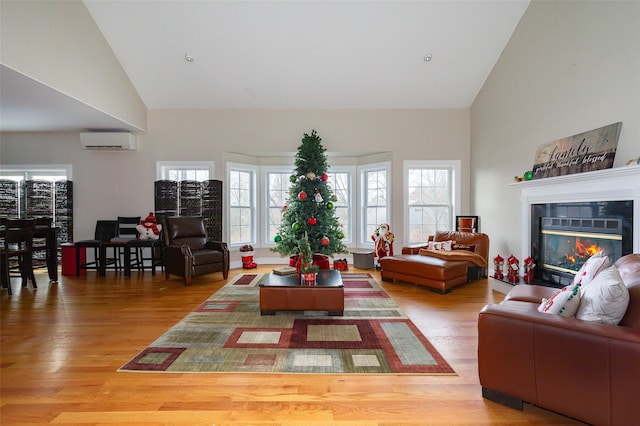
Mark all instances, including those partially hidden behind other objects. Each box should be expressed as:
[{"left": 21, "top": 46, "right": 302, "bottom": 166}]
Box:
[{"left": 512, "top": 165, "right": 640, "bottom": 261}]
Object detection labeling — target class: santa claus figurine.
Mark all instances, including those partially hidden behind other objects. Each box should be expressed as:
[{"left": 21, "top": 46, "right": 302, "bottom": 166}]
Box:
[
  {"left": 136, "top": 212, "right": 162, "bottom": 239},
  {"left": 371, "top": 223, "right": 394, "bottom": 269}
]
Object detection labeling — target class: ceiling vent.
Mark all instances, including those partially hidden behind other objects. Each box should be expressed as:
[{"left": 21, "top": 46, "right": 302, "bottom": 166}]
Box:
[{"left": 80, "top": 132, "right": 137, "bottom": 151}]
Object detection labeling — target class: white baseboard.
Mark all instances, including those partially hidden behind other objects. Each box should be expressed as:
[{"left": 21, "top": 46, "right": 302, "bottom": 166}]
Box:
[{"left": 489, "top": 278, "right": 515, "bottom": 295}]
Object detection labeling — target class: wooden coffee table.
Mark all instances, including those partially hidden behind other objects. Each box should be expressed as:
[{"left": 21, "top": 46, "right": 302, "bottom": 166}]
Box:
[{"left": 259, "top": 269, "right": 344, "bottom": 316}]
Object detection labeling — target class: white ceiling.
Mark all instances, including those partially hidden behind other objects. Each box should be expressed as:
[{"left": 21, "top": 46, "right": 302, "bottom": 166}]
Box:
[{"left": 0, "top": 0, "right": 530, "bottom": 132}]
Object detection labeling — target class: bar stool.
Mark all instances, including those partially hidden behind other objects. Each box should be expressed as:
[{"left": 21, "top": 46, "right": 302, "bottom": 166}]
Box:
[
  {"left": 109, "top": 216, "right": 141, "bottom": 275},
  {"left": 126, "top": 235, "right": 163, "bottom": 275},
  {"left": 75, "top": 220, "right": 119, "bottom": 276}
]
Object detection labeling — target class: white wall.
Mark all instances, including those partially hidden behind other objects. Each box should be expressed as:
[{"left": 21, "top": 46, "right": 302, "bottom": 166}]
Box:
[
  {"left": 1, "top": 109, "right": 470, "bottom": 258},
  {"left": 0, "top": 0, "right": 147, "bottom": 130},
  {"left": 470, "top": 0, "right": 640, "bottom": 261}
]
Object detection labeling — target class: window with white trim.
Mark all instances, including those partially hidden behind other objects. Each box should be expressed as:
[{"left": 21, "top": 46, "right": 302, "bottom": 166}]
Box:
[
  {"left": 262, "top": 166, "right": 354, "bottom": 247},
  {"left": 154, "top": 161, "right": 214, "bottom": 218},
  {"left": 228, "top": 164, "right": 257, "bottom": 246},
  {"left": 265, "top": 168, "right": 293, "bottom": 245},
  {"left": 404, "top": 160, "right": 460, "bottom": 244},
  {"left": 0, "top": 165, "right": 72, "bottom": 218},
  {"left": 230, "top": 158, "right": 393, "bottom": 250},
  {"left": 360, "top": 162, "right": 391, "bottom": 246},
  {"left": 0, "top": 165, "right": 72, "bottom": 182},
  {"left": 327, "top": 168, "right": 353, "bottom": 244},
  {"left": 156, "top": 161, "right": 213, "bottom": 181}
]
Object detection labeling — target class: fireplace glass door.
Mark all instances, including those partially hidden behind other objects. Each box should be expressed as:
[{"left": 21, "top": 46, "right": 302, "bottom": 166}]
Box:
[{"left": 540, "top": 217, "right": 623, "bottom": 277}]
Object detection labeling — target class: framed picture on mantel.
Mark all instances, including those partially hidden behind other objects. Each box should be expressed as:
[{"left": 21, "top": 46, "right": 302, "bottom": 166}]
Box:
[{"left": 530, "top": 122, "right": 622, "bottom": 180}]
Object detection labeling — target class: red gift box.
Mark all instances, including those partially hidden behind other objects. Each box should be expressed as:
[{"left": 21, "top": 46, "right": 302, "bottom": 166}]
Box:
[{"left": 333, "top": 259, "right": 348, "bottom": 271}]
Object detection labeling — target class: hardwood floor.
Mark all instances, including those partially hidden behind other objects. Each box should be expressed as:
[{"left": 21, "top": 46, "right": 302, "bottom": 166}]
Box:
[{"left": 1, "top": 266, "right": 583, "bottom": 425}]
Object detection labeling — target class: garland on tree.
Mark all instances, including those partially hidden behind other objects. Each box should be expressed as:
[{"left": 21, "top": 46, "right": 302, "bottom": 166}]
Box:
[{"left": 271, "top": 130, "right": 348, "bottom": 259}]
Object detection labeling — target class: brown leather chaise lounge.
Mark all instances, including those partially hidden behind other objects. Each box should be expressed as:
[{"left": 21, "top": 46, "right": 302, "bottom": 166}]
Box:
[
  {"left": 478, "top": 253, "right": 640, "bottom": 426},
  {"left": 379, "top": 230, "right": 490, "bottom": 293}
]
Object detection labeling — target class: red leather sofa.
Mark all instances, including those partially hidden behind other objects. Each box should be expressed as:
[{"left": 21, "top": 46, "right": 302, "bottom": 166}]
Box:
[
  {"left": 478, "top": 253, "right": 640, "bottom": 425},
  {"left": 379, "top": 231, "right": 490, "bottom": 293}
]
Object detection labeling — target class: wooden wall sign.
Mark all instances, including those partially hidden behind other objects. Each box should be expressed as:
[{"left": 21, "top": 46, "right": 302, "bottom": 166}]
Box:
[{"left": 531, "top": 122, "right": 622, "bottom": 180}]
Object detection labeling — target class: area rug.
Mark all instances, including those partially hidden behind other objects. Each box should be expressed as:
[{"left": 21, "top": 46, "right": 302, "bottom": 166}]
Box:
[{"left": 119, "top": 273, "right": 455, "bottom": 375}]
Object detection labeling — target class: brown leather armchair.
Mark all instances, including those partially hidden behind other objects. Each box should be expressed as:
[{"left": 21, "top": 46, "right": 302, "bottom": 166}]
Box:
[{"left": 162, "top": 216, "right": 229, "bottom": 286}]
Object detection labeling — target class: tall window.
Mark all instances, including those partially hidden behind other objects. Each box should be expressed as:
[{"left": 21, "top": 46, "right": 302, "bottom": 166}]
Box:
[
  {"left": 361, "top": 163, "right": 391, "bottom": 245},
  {"left": 265, "top": 169, "right": 292, "bottom": 244},
  {"left": 262, "top": 167, "right": 353, "bottom": 246},
  {"left": 327, "top": 169, "right": 353, "bottom": 243},
  {"left": 405, "top": 160, "right": 460, "bottom": 244},
  {"left": 228, "top": 164, "right": 257, "bottom": 246}
]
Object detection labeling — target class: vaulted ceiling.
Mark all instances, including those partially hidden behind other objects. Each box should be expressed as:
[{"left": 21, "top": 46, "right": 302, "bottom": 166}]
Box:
[{"left": 1, "top": 0, "right": 530, "bottom": 132}]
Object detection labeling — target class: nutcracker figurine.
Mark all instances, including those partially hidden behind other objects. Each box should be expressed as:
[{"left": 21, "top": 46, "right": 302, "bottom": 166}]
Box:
[
  {"left": 523, "top": 256, "right": 536, "bottom": 283},
  {"left": 507, "top": 254, "right": 520, "bottom": 283},
  {"left": 493, "top": 255, "right": 504, "bottom": 280}
]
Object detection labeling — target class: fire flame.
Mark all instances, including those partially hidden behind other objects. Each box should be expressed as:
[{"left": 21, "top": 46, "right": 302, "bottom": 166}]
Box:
[
  {"left": 578, "top": 240, "right": 601, "bottom": 257},
  {"left": 564, "top": 240, "right": 602, "bottom": 264}
]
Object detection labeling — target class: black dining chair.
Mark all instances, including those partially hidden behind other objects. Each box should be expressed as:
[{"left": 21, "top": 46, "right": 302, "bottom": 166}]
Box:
[
  {"left": 1, "top": 218, "right": 37, "bottom": 295},
  {"left": 75, "top": 220, "right": 119, "bottom": 276},
  {"left": 31, "top": 217, "right": 53, "bottom": 270},
  {"left": 109, "top": 216, "right": 141, "bottom": 273}
]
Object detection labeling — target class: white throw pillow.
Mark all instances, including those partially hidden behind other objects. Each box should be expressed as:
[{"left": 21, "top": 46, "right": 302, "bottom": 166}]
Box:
[
  {"left": 538, "top": 283, "right": 581, "bottom": 317},
  {"left": 572, "top": 251, "right": 610, "bottom": 286},
  {"left": 576, "top": 265, "right": 630, "bottom": 325}
]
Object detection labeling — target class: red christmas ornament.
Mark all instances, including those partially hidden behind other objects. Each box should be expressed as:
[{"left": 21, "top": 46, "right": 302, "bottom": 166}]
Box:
[
  {"left": 321, "top": 236, "right": 330, "bottom": 246},
  {"left": 298, "top": 191, "right": 307, "bottom": 201},
  {"left": 282, "top": 205, "right": 287, "bottom": 211},
  {"left": 321, "top": 173, "right": 329, "bottom": 181},
  {"left": 308, "top": 217, "right": 317, "bottom": 226}
]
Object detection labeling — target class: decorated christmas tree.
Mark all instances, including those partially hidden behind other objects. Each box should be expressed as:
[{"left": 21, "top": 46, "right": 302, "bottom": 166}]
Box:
[{"left": 272, "top": 130, "right": 348, "bottom": 263}]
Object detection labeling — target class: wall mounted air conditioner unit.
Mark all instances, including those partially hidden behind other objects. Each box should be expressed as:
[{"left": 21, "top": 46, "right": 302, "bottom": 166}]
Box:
[{"left": 80, "top": 132, "right": 137, "bottom": 150}]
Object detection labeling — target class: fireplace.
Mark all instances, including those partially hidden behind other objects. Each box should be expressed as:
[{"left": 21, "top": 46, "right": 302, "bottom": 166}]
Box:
[
  {"left": 530, "top": 200, "right": 633, "bottom": 287},
  {"left": 535, "top": 212, "right": 627, "bottom": 286},
  {"left": 540, "top": 218, "right": 622, "bottom": 272},
  {"left": 490, "top": 166, "right": 640, "bottom": 294}
]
